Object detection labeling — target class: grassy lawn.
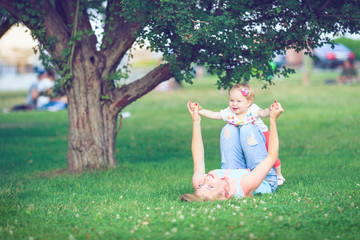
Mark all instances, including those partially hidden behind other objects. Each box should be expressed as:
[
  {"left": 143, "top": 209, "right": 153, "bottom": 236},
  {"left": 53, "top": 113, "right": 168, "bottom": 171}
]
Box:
[{"left": 0, "top": 69, "right": 359, "bottom": 239}]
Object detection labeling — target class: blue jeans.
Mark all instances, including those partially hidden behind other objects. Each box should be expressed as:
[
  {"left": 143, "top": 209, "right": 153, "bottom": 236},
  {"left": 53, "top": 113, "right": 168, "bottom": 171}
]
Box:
[
  {"left": 40, "top": 101, "right": 67, "bottom": 111},
  {"left": 220, "top": 124, "right": 278, "bottom": 193}
]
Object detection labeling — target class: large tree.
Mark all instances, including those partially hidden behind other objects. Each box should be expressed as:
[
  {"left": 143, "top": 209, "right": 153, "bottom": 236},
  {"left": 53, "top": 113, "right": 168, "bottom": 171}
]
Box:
[{"left": 1, "top": 0, "right": 359, "bottom": 173}]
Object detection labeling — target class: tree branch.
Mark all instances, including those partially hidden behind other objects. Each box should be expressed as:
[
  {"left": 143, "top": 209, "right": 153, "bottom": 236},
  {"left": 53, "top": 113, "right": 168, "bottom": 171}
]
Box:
[
  {"left": 101, "top": 0, "right": 143, "bottom": 77},
  {"left": 68, "top": 0, "right": 80, "bottom": 77},
  {"left": 109, "top": 64, "right": 173, "bottom": 114},
  {"left": 0, "top": 0, "right": 72, "bottom": 60},
  {"left": 0, "top": 0, "right": 21, "bottom": 21},
  {"left": 54, "top": 0, "right": 74, "bottom": 26},
  {"left": 32, "top": 0, "right": 72, "bottom": 60},
  {"left": 317, "top": 0, "right": 332, "bottom": 14},
  {"left": 54, "top": 0, "right": 98, "bottom": 54},
  {"left": 0, "top": 13, "right": 16, "bottom": 38}
]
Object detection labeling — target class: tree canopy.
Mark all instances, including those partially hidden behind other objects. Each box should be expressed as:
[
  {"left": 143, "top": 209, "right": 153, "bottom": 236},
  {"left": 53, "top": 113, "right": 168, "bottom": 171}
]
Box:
[{"left": 2, "top": 0, "right": 360, "bottom": 89}]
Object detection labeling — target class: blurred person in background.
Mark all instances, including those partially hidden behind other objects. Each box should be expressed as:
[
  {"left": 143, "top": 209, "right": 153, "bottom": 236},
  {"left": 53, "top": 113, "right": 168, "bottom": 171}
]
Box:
[
  {"left": 10, "top": 69, "right": 54, "bottom": 111},
  {"left": 35, "top": 69, "right": 55, "bottom": 109},
  {"left": 10, "top": 68, "right": 67, "bottom": 112},
  {"left": 338, "top": 60, "right": 358, "bottom": 84}
]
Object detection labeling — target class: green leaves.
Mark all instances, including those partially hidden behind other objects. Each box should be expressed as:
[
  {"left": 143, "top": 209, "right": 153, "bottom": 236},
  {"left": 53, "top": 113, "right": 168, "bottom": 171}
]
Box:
[
  {"left": 101, "top": 94, "right": 110, "bottom": 100},
  {"left": 133, "top": 0, "right": 360, "bottom": 88},
  {"left": 61, "top": 48, "right": 71, "bottom": 59},
  {"left": 3, "top": 0, "right": 360, "bottom": 90}
]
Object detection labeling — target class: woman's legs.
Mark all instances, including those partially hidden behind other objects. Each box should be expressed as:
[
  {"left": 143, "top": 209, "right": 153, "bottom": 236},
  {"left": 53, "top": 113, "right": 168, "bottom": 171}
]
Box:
[
  {"left": 239, "top": 124, "right": 278, "bottom": 192},
  {"left": 239, "top": 124, "right": 268, "bottom": 170},
  {"left": 220, "top": 124, "right": 246, "bottom": 169},
  {"left": 220, "top": 123, "right": 278, "bottom": 192}
]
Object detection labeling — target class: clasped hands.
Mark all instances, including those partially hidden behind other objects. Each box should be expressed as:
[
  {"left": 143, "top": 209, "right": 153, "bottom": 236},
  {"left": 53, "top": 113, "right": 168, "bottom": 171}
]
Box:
[
  {"left": 187, "top": 101, "right": 201, "bottom": 123},
  {"left": 269, "top": 100, "right": 284, "bottom": 120}
]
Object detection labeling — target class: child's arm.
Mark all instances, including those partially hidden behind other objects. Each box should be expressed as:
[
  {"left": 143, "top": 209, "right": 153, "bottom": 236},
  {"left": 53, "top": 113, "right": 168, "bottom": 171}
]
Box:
[
  {"left": 199, "top": 108, "right": 222, "bottom": 120},
  {"left": 257, "top": 108, "right": 270, "bottom": 118},
  {"left": 189, "top": 102, "right": 222, "bottom": 120}
]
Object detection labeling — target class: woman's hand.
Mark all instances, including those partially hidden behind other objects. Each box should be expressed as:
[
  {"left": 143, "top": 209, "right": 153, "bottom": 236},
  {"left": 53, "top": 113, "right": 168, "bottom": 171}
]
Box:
[
  {"left": 187, "top": 101, "right": 201, "bottom": 123},
  {"left": 269, "top": 100, "right": 284, "bottom": 120}
]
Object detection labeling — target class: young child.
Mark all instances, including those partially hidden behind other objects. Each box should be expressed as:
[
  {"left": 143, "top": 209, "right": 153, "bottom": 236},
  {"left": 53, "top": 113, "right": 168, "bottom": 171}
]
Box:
[{"left": 194, "top": 83, "right": 285, "bottom": 186}]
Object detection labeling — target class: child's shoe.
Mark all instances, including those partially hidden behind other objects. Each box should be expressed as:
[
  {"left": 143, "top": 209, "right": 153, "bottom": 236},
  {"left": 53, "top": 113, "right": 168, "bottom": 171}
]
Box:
[{"left": 277, "top": 176, "right": 286, "bottom": 186}]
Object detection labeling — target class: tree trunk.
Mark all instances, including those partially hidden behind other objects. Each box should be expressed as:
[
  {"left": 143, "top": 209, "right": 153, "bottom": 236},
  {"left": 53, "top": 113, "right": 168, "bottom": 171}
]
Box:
[
  {"left": 66, "top": 56, "right": 118, "bottom": 173},
  {"left": 67, "top": 95, "right": 118, "bottom": 173},
  {"left": 64, "top": 49, "right": 173, "bottom": 173}
]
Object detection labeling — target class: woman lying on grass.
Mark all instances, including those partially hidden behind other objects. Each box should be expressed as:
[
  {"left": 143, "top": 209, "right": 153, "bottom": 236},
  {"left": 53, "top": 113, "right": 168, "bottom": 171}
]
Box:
[{"left": 181, "top": 100, "right": 284, "bottom": 202}]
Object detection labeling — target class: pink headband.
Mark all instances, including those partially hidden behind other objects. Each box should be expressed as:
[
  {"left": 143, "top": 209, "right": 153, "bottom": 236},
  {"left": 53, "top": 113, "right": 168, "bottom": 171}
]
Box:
[{"left": 241, "top": 88, "right": 249, "bottom": 96}]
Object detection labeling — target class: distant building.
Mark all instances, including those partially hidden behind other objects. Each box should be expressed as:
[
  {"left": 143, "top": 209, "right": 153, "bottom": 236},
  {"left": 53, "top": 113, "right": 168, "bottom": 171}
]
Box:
[{"left": 0, "top": 24, "right": 39, "bottom": 75}]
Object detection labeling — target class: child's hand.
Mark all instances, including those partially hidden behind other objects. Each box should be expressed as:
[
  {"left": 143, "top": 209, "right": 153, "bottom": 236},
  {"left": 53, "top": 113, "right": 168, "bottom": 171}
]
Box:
[{"left": 269, "top": 100, "right": 284, "bottom": 119}]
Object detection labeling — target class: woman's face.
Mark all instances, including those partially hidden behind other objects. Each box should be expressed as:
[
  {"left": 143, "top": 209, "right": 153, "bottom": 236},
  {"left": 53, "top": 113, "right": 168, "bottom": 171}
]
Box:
[{"left": 195, "top": 171, "right": 226, "bottom": 200}]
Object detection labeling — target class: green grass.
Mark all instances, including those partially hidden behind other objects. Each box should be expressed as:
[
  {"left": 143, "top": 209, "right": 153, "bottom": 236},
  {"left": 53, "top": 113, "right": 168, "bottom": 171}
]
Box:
[{"left": 0, "top": 70, "right": 360, "bottom": 240}]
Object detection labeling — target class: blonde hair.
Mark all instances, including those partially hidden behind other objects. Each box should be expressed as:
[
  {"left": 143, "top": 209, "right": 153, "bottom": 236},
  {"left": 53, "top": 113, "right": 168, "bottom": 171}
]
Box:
[
  {"left": 180, "top": 192, "right": 226, "bottom": 202},
  {"left": 230, "top": 83, "right": 255, "bottom": 103}
]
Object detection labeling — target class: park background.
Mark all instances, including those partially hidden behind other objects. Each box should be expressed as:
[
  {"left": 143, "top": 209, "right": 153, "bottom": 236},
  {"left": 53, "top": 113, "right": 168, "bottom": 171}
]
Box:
[{"left": 0, "top": 24, "right": 360, "bottom": 239}]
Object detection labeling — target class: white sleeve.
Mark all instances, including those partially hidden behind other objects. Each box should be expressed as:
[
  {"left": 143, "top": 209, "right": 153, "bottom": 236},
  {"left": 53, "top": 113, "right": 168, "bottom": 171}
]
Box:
[
  {"left": 220, "top": 107, "right": 232, "bottom": 122},
  {"left": 249, "top": 103, "right": 260, "bottom": 118},
  {"left": 37, "top": 78, "right": 54, "bottom": 91}
]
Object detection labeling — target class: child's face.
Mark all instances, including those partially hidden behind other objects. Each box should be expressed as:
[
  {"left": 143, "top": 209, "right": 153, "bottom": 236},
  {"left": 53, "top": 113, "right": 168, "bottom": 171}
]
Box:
[{"left": 229, "top": 89, "right": 251, "bottom": 115}]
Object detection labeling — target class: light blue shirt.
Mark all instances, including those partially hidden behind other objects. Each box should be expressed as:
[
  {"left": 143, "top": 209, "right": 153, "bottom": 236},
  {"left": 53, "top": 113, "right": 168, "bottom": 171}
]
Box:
[{"left": 213, "top": 169, "right": 272, "bottom": 198}]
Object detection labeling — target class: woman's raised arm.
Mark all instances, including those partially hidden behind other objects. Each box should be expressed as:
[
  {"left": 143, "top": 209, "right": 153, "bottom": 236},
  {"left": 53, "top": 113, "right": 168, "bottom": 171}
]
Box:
[
  {"left": 241, "top": 101, "right": 284, "bottom": 196},
  {"left": 187, "top": 101, "right": 206, "bottom": 189}
]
